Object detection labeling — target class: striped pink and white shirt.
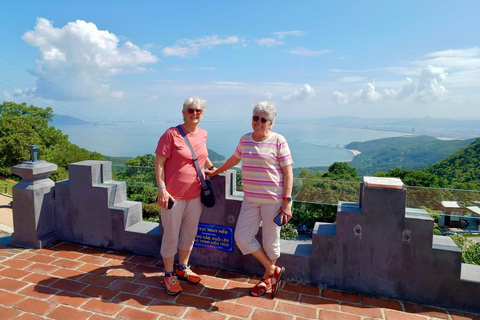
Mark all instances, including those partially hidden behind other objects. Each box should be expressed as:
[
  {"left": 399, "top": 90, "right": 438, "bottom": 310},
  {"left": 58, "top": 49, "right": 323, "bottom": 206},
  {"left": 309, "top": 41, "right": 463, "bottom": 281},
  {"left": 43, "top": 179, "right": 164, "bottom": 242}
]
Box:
[{"left": 234, "top": 132, "right": 293, "bottom": 203}]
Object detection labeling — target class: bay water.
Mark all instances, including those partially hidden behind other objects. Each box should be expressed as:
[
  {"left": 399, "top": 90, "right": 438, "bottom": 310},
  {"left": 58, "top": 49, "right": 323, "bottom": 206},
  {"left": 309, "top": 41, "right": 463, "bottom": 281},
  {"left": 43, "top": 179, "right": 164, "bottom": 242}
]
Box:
[{"left": 56, "top": 120, "right": 408, "bottom": 168}]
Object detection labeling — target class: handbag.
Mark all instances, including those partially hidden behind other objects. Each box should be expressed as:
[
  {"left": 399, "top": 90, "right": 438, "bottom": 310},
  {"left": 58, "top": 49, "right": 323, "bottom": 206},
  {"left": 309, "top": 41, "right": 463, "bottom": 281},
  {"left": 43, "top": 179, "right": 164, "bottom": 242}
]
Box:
[{"left": 176, "top": 125, "right": 215, "bottom": 208}]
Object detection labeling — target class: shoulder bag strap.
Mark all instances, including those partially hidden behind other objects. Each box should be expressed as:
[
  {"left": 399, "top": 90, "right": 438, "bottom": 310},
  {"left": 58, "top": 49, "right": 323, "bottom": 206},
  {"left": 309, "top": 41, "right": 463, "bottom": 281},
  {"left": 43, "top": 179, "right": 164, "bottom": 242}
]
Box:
[{"left": 176, "top": 125, "right": 210, "bottom": 193}]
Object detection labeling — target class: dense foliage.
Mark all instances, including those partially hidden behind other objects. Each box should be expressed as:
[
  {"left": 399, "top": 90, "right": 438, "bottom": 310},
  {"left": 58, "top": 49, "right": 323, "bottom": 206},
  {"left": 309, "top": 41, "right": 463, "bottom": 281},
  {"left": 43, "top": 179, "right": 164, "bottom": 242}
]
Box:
[
  {"left": 424, "top": 138, "right": 480, "bottom": 190},
  {"left": 347, "top": 135, "right": 476, "bottom": 176},
  {"left": 0, "top": 102, "right": 103, "bottom": 181},
  {"left": 449, "top": 234, "right": 480, "bottom": 265}
]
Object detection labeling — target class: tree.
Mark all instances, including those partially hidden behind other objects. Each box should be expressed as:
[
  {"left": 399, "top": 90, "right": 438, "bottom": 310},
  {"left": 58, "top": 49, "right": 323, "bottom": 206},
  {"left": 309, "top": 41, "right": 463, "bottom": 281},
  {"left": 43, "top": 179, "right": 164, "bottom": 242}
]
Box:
[
  {"left": 322, "top": 162, "right": 360, "bottom": 181},
  {"left": 0, "top": 101, "right": 104, "bottom": 180}
]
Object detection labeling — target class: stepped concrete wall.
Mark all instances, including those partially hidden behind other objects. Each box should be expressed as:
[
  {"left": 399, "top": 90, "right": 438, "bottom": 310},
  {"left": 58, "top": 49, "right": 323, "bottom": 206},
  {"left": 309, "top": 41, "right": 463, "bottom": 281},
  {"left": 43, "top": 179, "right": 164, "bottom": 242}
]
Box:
[{"left": 9, "top": 160, "right": 480, "bottom": 313}]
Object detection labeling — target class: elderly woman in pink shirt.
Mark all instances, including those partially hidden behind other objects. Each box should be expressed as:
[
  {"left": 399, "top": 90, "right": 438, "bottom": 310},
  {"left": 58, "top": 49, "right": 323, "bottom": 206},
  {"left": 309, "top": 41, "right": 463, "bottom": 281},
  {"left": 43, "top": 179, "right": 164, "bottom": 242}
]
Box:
[
  {"left": 155, "top": 96, "right": 215, "bottom": 296},
  {"left": 207, "top": 101, "right": 294, "bottom": 298}
]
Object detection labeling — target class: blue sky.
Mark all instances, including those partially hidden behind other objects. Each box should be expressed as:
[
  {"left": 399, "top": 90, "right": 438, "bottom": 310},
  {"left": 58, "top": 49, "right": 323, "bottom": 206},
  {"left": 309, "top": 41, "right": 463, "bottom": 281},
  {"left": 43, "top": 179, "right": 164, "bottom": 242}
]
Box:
[{"left": 1, "top": 1, "right": 479, "bottom": 122}]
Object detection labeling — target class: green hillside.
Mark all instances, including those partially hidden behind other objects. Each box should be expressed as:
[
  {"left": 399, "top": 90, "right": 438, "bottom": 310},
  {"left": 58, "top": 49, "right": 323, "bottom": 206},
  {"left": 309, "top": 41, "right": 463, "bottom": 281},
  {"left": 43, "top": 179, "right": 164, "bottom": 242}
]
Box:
[
  {"left": 424, "top": 138, "right": 480, "bottom": 189},
  {"left": 346, "top": 135, "right": 476, "bottom": 176}
]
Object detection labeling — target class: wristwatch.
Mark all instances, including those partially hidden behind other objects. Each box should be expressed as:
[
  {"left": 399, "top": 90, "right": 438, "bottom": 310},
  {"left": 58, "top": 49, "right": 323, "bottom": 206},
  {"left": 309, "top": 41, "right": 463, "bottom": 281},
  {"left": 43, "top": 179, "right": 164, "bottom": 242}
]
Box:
[{"left": 283, "top": 196, "right": 292, "bottom": 202}]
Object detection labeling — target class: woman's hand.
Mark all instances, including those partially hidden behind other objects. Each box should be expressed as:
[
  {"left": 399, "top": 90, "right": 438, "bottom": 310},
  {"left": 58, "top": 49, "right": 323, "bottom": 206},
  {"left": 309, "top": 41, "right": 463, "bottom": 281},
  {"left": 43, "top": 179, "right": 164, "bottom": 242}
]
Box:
[
  {"left": 280, "top": 202, "right": 293, "bottom": 224},
  {"left": 157, "top": 188, "right": 174, "bottom": 210},
  {"left": 205, "top": 167, "right": 218, "bottom": 177}
]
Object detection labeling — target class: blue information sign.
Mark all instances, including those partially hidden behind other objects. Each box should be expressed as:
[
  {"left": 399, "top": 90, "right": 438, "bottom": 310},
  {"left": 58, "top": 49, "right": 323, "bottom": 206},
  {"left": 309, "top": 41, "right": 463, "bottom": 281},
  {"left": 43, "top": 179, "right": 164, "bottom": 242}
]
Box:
[{"left": 194, "top": 223, "right": 234, "bottom": 253}]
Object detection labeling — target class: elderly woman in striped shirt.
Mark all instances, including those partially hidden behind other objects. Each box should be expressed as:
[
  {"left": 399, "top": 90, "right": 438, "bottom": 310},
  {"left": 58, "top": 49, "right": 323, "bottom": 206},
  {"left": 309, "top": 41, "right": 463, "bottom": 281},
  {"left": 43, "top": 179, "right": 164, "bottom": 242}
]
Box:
[{"left": 207, "top": 101, "right": 294, "bottom": 298}]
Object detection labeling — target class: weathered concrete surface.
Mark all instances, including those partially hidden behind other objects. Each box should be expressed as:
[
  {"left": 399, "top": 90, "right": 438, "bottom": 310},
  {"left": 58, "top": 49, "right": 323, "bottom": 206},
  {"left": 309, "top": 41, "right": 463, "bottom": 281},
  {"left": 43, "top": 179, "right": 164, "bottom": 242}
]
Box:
[
  {"left": 312, "top": 177, "right": 479, "bottom": 313},
  {"left": 10, "top": 161, "right": 57, "bottom": 248}
]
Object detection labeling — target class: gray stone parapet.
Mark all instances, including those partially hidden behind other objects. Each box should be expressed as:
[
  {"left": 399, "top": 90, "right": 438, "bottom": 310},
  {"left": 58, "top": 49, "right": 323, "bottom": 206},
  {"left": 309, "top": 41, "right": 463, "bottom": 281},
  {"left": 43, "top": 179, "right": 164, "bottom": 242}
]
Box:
[
  {"left": 8, "top": 158, "right": 480, "bottom": 313},
  {"left": 10, "top": 159, "right": 58, "bottom": 248},
  {"left": 312, "top": 176, "right": 479, "bottom": 313}
]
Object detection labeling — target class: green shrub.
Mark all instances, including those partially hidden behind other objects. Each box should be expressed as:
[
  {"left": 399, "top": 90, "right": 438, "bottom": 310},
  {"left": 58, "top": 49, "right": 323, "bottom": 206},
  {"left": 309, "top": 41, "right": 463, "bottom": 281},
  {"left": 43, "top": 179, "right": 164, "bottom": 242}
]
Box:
[
  {"left": 143, "top": 203, "right": 160, "bottom": 221},
  {"left": 280, "top": 222, "right": 298, "bottom": 240}
]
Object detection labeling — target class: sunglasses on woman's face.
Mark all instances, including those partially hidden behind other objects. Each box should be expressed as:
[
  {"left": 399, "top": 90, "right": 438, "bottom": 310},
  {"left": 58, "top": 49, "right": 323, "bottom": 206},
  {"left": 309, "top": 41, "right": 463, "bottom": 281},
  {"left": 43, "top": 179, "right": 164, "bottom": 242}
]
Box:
[
  {"left": 187, "top": 108, "right": 203, "bottom": 114},
  {"left": 252, "top": 115, "right": 268, "bottom": 123}
]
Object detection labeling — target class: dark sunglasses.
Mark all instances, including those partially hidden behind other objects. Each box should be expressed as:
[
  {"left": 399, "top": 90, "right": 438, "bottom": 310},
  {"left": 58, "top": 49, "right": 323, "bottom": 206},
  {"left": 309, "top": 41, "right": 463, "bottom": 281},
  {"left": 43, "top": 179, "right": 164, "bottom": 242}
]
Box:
[
  {"left": 187, "top": 108, "right": 203, "bottom": 114},
  {"left": 252, "top": 115, "right": 269, "bottom": 123}
]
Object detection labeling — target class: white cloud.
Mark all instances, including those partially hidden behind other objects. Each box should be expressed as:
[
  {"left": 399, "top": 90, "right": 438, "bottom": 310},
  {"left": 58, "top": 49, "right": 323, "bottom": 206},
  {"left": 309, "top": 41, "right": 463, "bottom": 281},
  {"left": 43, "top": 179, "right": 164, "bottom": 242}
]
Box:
[
  {"left": 20, "top": 18, "right": 158, "bottom": 101},
  {"left": 162, "top": 35, "right": 240, "bottom": 58},
  {"left": 396, "top": 77, "right": 416, "bottom": 100},
  {"left": 263, "top": 92, "right": 273, "bottom": 100},
  {"left": 255, "top": 38, "right": 284, "bottom": 47},
  {"left": 272, "top": 31, "right": 305, "bottom": 39},
  {"left": 289, "top": 47, "right": 330, "bottom": 56},
  {"left": 382, "top": 88, "right": 397, "bottom": 99},
  {"left": 331, "top": 91, "right": 348, "bottom": 104},
  {"left": 283, "top": 84, "right": 315, "bottom": 101},
  {"left": 415, "top": 66, "right": 447, "bottom": 103},
  {"left": 357, "top": 83, "right": 382, "bottom": 103}
]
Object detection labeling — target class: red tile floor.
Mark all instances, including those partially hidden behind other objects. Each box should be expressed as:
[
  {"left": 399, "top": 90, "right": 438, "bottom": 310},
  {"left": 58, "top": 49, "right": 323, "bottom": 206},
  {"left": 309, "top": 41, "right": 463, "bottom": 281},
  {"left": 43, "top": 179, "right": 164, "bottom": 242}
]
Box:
[{"left": 0, "top": 241, "right": 479, "bottom": 320}]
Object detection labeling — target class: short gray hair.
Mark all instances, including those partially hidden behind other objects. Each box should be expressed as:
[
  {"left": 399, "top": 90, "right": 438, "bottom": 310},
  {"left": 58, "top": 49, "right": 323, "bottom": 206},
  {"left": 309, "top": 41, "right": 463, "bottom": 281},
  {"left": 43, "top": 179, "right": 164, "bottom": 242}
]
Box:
[
  {"left": 253, "top": 101, "right": 277, "bottom": 122},
  {"left": 183, "top": 96, "right": 207, "bottom": 111}
]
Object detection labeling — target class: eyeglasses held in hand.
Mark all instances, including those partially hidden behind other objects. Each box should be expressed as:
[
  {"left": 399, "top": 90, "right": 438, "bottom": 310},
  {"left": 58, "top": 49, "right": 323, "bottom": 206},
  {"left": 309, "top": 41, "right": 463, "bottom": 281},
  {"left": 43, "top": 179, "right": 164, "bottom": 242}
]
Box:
[
  {"left": 252, "top": 115, "right": 268, "bottom": 123},
  {"left": 187, "top": 108, "right": 203, "bottom": 114}
]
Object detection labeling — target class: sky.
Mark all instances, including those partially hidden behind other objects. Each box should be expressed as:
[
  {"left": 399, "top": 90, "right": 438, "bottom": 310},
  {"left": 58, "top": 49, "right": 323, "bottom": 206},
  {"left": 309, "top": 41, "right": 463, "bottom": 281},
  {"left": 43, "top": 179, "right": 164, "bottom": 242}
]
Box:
[{"left": 1, "top": 1, "right": 480, "bottom": 123}]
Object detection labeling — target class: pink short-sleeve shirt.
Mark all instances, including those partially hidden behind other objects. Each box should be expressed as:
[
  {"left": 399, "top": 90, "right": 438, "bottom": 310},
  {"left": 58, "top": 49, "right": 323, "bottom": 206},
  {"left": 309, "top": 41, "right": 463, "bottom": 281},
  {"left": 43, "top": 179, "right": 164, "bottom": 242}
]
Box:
[{"left": 155, "top": 125, "right": 208, "bottom": 200}]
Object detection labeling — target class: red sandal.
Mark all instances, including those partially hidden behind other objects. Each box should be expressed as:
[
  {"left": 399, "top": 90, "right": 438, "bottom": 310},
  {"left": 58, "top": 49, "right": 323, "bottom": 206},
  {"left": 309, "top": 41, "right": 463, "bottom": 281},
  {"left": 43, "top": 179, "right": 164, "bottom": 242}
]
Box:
[
  {"left": 270, "top": 266, "right": 285, "bottom": 298},
  {"left": 250, "top": 278, "right": 271, "bottom": 297}
]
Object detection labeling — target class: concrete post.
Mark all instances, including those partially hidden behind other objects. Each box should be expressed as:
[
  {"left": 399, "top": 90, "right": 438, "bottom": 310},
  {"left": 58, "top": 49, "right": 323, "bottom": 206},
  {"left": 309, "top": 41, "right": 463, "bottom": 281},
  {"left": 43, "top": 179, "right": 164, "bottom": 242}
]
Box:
[{"left": 10, "top": 145, "right": 58, "bottom": 248}]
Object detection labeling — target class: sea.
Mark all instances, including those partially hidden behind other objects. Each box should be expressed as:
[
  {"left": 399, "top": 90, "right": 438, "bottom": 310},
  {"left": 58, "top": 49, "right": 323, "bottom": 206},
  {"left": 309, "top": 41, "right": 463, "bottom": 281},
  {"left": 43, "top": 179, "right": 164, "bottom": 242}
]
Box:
[{"left": 55, "top": 120, "right": 409, "bottom": 168}]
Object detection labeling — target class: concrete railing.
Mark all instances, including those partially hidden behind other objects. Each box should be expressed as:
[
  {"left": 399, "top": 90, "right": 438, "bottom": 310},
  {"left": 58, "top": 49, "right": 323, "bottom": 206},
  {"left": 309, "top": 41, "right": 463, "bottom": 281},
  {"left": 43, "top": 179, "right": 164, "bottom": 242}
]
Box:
[{"left": 9, "top": 159, "right": 480, "bottom": 313}]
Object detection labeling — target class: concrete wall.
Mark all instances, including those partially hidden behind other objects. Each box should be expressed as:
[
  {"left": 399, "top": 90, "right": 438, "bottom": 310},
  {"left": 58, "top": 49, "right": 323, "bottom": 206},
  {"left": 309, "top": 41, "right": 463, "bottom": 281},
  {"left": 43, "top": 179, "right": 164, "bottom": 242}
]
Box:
[{"left": 10, "top": 160, "right": 480, "bottom": 313}]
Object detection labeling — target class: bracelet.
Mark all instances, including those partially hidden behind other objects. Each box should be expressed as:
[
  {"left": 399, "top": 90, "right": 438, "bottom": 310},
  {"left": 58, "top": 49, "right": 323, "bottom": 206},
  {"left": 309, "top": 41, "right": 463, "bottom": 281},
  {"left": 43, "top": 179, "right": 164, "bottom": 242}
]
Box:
[
  {"left": 208, "top": 165, "right": 215, "bottom": 170},
  {"left": 157, "top": 185, "right": 166, "bottom": 189}
]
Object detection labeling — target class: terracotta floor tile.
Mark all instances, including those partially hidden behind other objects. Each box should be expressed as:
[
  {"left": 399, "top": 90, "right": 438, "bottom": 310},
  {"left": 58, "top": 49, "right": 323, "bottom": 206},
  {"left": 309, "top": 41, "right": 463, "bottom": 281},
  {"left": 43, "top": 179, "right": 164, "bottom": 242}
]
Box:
[
  {"left": 14, "top": 314, "right": 45, "bottom": 320},
  {"left": 404, "top": 302, "right": 449, "bottom": 319},
  {"left": 26, "top": 253, "right": 58, "bottom": 264},
  {"left": 14, "top": 297, "right": 57, "bottom": 315},
  {"left": 109, "top": 279, "right": 146, "bottom": 294},
  {"left": 18, "top": 283, "right": 58, "bottom": 299},
  {"left": 237, "top": 294, "right": 276, "bottom": 310},
  {"left": 24, "top": 262, "right": 60, "bottom": 274},
  {"left": 0, "top": 277, "right": 28, "bottom": 291},
  {"left": 117, "top": 306, "right": 158, "bottom": 320},
  {"left": 112, "top": 292, "right": 153, "bottom": 308},
  {"left": 321, "top": 289, "right": 360, "bottom": 304},
  {"left": 283, "top": 282, "right": 320, "bottom": 296},
  {"left": 252, "top": 309, "right": 295, "bottom": 320},
  {"left": 127, "top": 255, "right": 159, "bottom": 266},
  {"left": 1, "top": 257, "right": 34, "bottom": 269},
  {"left": 0, "top": 305, "right": 21, "bottom": 320},
  {"left": 0, "top": 288, "right": 25, "bottom": 306},
  {"left": 47, "top": 305, "right": 92, "bottom": 320},
  {"left": 51, "top": 258, "right": 84, "bottom": 269},
  {"left": 184, "top": 308, "right": 228, "bottom": 320},
  {"left": 277, "top": 301, "right": 318, "bottom": 318},
  {"left": 176, "top": 293, "right": 216, "bottom": 310},
  {"left": 147, "top": 300, "right": 188, "bottom": 317},
  {"left": 0, "top": 267, "right": 31, "bottom": 279},
  {"left": 384, "top": 309, "right": 430, "bottom": 320},
  {"left": 80, "top": 284, "right": 119, "bottom": 300},
  {"left": 49, "top": 291, "right": 88, "bottom": 308},
  {"left": 50, "top": 278, "right": 88, "bottom": 293},
  {"left": 215, "top": 300, "right": 253, "bottom": 318},
  {"left": 362, "top": 295, "right": 403, "bottom": 311},
  {"left": 81, "top": 298, "right": 123, "bottom": 315},
  {"left": 341, "top": 303, "right": 384, "bottom": 318}
]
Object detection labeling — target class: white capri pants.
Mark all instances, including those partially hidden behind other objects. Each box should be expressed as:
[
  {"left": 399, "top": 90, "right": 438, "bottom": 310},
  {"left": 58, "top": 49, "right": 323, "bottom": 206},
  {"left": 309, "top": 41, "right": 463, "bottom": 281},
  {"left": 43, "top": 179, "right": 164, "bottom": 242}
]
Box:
[
  {"left": 160, "top": 196, "right": 203, "bottom": 258},
  {"left": 234, "top": 198, "right": 282, "bottom": 260}
]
